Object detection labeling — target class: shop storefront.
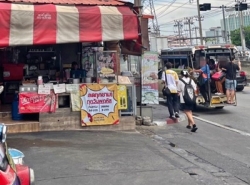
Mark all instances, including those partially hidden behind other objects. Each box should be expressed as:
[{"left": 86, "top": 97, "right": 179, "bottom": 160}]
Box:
[{"left": 0, "top": 1, "right": 141, "bottom": 132}]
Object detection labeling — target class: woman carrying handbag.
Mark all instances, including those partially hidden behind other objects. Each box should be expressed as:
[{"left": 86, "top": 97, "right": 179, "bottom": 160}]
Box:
[{"left": 161, "top": 62, "right": 180, "bottom": 119}]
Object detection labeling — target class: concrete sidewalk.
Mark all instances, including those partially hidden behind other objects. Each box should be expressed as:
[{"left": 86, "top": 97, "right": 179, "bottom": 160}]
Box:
[{"left": 8, "top": 131, "right": 200, "bottom": 185}]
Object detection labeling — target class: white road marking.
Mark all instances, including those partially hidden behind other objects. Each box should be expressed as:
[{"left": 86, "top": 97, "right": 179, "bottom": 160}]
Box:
[{"left": 193, "top": 116, "right": 250, "bottom": 137}]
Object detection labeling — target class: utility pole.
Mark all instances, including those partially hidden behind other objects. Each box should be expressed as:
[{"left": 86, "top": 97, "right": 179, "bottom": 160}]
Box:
[
  {"left": 193, "top": 27, "right": 199, "bottom": 45},
  {"left": 184, "top": 17, "right": 194, "bottom": 45},
  {"left": 236, "top": 0, "right": 247, "bottom": 54},
  {"left": 221, "top": 5, "right": 228, "bottom": 43},
  {"left": 174, "top": 20, "right": 183, "bottom": 46},
  {"left": 196, "top": 0, "right": 204, "bottom": 45}
]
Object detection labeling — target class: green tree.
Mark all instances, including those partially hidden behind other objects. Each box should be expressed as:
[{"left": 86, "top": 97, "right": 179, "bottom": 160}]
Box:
[{"left": 231, "top": 26, "right": 250, "bottom": 47}]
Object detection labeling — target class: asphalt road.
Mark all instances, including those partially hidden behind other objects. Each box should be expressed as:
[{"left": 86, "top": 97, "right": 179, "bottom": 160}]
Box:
[
  {"left": 8, "top": 131, "right": 203, "bottom": 185},
  {"left": 193, "top": 86, "right": 250, "bottom": 133},
  {"left": 6, "top": 88, "right": 250, "bottom": 185}
]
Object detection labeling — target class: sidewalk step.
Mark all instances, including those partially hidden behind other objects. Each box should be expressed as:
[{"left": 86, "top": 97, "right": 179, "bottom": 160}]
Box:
[
  {"left": 3, "top": 118, "right": 39, "bottom": 134},
  {"left": 166, "top": 115, "right": 186, "bottom": 124},
  {"left": 0, "top": 111, "right": 11, "bottom": 118}
]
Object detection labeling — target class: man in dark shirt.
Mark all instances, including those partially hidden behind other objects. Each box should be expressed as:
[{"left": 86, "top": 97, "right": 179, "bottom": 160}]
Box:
[{"left": 223, "top": 59, "right": 241, "bottom": 104}]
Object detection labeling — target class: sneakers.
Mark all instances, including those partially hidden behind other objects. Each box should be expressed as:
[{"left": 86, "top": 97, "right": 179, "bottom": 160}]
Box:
[
  {"left": 191, "top": 124, "right": 198, "bottom": 132},
  {"left": 187, "top": 124, "right": 198, "bottom": 132},
  {"left": 191, "top": 127, "right": 198, "bottom": 132},
  {"left": 175, "top": 112, "right": 180, "bottom": 118},
  {"left": 215, "top": 92, "right": 223, "bottom": 95},
  {"left": 169, "top": 112, "right": 180, "bottom": 119},
  {"left": 169, "top": 115, "right": 175, "bottom": 119}
]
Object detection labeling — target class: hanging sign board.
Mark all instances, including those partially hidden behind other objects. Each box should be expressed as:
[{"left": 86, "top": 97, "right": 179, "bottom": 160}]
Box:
[
  {"left": 65, "top": 84, "right": 79, "bottom": 93},
  {"left": 141, "top": 51, "right": 159, "bottom": 104},
  {"left": 38, "top": 84, "right": 51, "bottom": 95},
  {"left": 53, "top": 83, "right": 66, "bottom": 94},
  {"left": 19, "top": 91, "right": 57, "bottom": 113},
  {"left": 80, "top": 84, "right": 119, "bottom": 126}
]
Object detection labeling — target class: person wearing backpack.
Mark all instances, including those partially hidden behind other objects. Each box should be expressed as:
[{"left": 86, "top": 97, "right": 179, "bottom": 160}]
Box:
[{"left": 178, "top": 70, "right": 198, "bottom": 132}]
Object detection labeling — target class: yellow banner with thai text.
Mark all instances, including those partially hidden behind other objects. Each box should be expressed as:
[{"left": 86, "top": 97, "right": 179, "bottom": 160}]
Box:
[{"left": 80, "top": 84, "right": 119, "bottom": 126}]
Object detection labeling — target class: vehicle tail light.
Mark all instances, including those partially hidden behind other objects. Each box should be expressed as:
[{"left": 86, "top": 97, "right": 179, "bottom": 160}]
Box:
[
  {"left": 240, "top": 71, "right": 246, "bottom": 77},
  {"left": 224, "top": 44, "right": 231, "bottom": 48}
]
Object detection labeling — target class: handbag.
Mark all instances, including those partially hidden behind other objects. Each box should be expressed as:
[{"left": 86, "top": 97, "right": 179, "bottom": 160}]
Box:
[
  {"left": 212, "top": 71, "right": 225, "bottom": 81},
  {"left": 162, "top": 71, "right": 171, "bottom": 96}
]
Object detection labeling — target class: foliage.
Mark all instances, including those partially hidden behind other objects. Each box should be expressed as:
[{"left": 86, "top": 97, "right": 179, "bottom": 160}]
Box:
[{"left": 231, "top": 26, "right": 250, "bottom": 47}]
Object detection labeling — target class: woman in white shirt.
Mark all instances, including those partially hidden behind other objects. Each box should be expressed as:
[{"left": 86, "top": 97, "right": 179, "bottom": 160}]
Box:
[{"left": 178, "top": 70, "right": 198, "bottom": 132}]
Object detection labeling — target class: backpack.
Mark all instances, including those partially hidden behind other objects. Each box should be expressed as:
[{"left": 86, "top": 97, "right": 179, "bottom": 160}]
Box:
[{"left": 180, "top": 78, "right": 196, "bottom": 105}]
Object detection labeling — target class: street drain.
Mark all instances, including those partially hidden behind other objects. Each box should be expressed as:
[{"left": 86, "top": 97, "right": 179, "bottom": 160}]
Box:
[{"left": 189, "top": 172, "right": 198, "bottom": 176}]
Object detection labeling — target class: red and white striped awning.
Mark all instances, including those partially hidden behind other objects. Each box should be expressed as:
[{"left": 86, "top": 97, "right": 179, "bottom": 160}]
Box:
[{"left": 0, "top": 3, "right": 139, "bottom": 47}]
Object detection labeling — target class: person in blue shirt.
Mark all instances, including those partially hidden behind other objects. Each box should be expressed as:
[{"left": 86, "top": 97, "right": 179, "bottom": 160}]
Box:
[{"left": 193, "top": 57, "right": 211, "bottom": 105}]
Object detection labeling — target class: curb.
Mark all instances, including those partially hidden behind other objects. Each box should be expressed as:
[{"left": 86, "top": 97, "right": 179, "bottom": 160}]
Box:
[{"left": 166, "top": 115, "right": 186, "bottom": 124}]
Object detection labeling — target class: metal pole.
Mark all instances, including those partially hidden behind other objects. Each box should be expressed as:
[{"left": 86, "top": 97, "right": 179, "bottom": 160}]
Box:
[
  {"left": 195, "top": 27, "right": 198, "bottom": 44},
  {"left": 240, "top": 10, "right": 246, "bottom": 53},
  {"left": 188, "top": 20, "right": 193, "bottom": 45},
  {"left": 178, "top": 22, "right": 182, "bottom": 46},
  {"left": 227, "top": 15, "right": 231, "bottom": 42},
  {"left": 134, "top": 0, "right": 143, "bottom": 116},
  {"left": 222, "top": 5, "right": 228, "bottom": 43},
  {"left": 196, "top": 0, "right": 203, "bottom": 45}
]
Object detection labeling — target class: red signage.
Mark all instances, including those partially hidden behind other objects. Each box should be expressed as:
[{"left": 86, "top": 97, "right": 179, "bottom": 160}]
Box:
[{"left": 19, "top": 91, "right": 57, "bottom": 114}]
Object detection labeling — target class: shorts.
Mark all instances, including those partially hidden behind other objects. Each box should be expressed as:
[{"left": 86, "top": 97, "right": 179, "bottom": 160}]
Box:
[
  {"left": 225, "top": 79, "right": 237, "bottom": 90},
  {"left": 180, "top": 103, "right": 194, "bottom": 111}
]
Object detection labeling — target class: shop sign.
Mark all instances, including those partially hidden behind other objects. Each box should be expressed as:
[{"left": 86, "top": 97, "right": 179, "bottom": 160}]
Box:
[
  {"left": 80, "top": 84, "right": 119, "bottom": 126},
  {"left": 19, "top": 91, "right": 57, "bottom": 113},
  {"left": 117, "top": 85, "right": 128, "bottom": 110},
  {"left": 141, "top": 52, "right": 159, "bottom": 104}
]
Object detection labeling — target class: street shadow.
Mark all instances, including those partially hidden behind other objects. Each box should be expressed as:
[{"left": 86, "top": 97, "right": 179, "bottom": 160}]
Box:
[
  {"left": 158, "top": 101, "right": 232, "bottom": 116},
  {"left": 193, "top": 106, "right": 232, "bottom": 116}
]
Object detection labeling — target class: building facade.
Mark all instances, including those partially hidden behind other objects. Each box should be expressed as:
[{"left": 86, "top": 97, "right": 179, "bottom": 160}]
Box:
[
  {"left": 205, "top": 27, "right": 224, "bottom": 44},
  {"left": 221, "top": 9, "right": 250, "bottom": 33}
]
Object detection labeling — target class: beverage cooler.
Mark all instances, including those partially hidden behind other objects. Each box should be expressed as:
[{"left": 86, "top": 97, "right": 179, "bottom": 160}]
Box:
[
  {"left": 120, "top": 55, "right": 141, "bottom": 104},
  {"left": 120, "top": 84, "right": 136, "bottom": 116}
]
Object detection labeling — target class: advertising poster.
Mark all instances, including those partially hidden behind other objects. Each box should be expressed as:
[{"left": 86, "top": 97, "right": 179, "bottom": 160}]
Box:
[
  {"left": 80, "top": 84, "right": 119, "bottom": 126},
  {"left": 96, "top": 51, "right": 117, "bottom": 83},
  {"left": 141, "top": 51, "right": 159, "bottom": 104},
  {"left": 82, "top": 47, "right": 103, "bottom": 77},
  {"left": 66, "top": 84, "right": 81, "bottom": 111},
  {"left": 117, "top": 85, "right": 127, "bottom": 110},
  {"left": 19, "top": 91, "right": 57, "bottom": 113}
]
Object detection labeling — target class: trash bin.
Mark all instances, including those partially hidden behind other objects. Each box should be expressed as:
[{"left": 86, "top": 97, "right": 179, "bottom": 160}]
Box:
[{"left": 12, "top": 92, "right": 23, "bottom": 120}]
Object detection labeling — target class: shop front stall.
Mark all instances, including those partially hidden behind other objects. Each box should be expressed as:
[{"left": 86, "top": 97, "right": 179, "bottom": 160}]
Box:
[{"left": 0, "top": 1, "right": 140, "bottom": 132}]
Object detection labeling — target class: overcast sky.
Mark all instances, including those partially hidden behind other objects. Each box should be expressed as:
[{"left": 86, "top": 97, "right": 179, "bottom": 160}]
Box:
[{"left": 129, "top": 0, "right": 237, "bottom": 36}]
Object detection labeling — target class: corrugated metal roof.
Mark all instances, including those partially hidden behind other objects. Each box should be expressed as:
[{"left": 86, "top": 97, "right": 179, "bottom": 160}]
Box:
[{"left": 0, "top": 0, "right": 129, "bottom": 5}]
